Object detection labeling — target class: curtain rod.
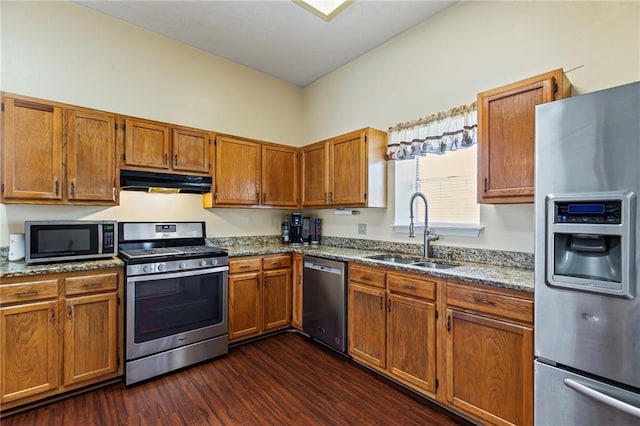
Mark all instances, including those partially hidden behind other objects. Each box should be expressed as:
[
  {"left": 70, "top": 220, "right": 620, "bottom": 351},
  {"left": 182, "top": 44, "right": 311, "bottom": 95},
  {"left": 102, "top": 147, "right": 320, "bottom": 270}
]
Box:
[{"left": 389, "top": 101, "right": 477, "bottom": 132}]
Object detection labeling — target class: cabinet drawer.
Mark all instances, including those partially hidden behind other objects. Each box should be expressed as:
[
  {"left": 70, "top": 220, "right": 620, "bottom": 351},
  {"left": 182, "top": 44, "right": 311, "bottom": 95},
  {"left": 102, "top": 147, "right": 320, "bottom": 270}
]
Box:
[
  {"left": 0, "top": 279, "right": 59, "bottom": 304},
  {"left": 229, "top": 257, "right": 262, "bottom": 274},
  {"left": 262, "top": 254, "right": 291, "bottom": 270},
  {"left": 65, "top": 273, "right": 118, "bottom": 296},
  {"left": 387, "top": 273, "right": 436, "bottom": 300},
  {"left": 447, "top": 282, "right": 533, "bottom": 324},
  {"left": 349, "top": 265, "right": 386, "bottom": 288}
]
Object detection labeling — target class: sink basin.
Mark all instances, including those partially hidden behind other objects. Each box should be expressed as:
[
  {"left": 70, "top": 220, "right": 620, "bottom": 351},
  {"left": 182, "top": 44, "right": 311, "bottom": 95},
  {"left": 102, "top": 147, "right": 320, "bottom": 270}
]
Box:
[
  {"left": 411, "top": 261, "right": 459, "bottom": 269},
  {"left": 365, "top": 254, "right": 417, "bottom": 264}
]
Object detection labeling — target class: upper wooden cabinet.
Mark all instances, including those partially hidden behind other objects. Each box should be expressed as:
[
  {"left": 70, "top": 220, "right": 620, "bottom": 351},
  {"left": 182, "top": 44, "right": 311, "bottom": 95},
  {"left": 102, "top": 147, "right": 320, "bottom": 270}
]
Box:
[
  {"left": 204, "top": 135, "right": 299, "bottom": 208},
  {"left": 301, "top": 127, "right": 387, "bottom": 208},
  {"left": 1, "top": 94, "right": 117, "bottom": 205},
  {"left": 121, "top": 117, "right": 212, "bottom": 175},
  {"left": 477, "top": 69, "right": 570, "bottom": 204}
]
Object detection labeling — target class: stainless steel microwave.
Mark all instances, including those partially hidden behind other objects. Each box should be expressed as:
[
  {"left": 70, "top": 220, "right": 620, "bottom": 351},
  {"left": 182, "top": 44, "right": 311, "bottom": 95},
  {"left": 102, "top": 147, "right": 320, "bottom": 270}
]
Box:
[{"left": 25, "top": 221, "right": 117, "bottom": 264}]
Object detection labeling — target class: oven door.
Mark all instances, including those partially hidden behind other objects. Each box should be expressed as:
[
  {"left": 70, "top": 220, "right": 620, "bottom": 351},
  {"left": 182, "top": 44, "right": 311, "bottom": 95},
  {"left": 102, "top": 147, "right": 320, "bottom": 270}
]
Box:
[{"left": 126, "top": 266, "right": 228, "bottom": 360}]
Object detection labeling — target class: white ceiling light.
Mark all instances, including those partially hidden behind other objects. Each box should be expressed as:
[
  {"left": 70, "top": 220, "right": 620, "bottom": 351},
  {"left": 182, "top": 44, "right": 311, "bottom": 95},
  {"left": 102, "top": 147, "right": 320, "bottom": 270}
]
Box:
[{"left": 294, "top": 0, "right": 353, "bottom": 21}]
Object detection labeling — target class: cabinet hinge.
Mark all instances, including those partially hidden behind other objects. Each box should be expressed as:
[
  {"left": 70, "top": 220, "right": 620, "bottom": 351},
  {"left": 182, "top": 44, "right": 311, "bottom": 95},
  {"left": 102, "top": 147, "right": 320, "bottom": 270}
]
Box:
[
  {"left": 0, "top": 183, "right": 4, "bottom": 194},
  {"left": 554, "top": 82, "right": 558, "bottom": 93},
  {"left": 447, "top": 315, "right": 451, "bottom": 332},
  {"left": 436, "top": 379, "right": 439, "bottom": 389},
  {"left": 214, "top": 193, "right": 218, "bottom": 200},
  {"left": 123, "top": 123, "right": 126, "bottom": 132},
  {"left": 1, "top": 102, "right": 4, "bottom": 112},
  {"left": 122, "top": 153, "right": 126, "bottom": 161},
  {"left": 117, "top": 296, "right": 121, "bottom": 305},
  {"left": 115, "top": 122, "right": 118, "bottom": 131},
  {"left": 364, "top": 192, "right": 367, "bottom": 200},
  {"left": 117, "top": 354, "right": 121, "bottom": 367},
  {"left": 435, "top": 310, "right": 439, "bottom": 320},
  {"left": 364, "top": 136, "right": 367, "bottom": 143}
]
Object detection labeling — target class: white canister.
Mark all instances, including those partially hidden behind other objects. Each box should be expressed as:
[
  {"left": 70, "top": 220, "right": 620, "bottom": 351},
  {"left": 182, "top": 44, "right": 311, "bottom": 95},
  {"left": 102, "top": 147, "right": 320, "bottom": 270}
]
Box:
[{"left": 9, "top": 233, "right": 25, "bottom": 261}]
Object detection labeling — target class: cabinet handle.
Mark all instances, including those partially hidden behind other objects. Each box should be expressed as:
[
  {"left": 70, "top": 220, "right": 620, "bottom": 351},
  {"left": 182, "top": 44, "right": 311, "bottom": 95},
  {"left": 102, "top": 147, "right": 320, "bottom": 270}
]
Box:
[
  {"left": 484, "top": 178, "right": 488, "bottom": 193},
  {"left": 174, "top": 154, "right": 178, "bottom": 166},
  {"left": 70, "top": 181, "right": 75, "bottom": 196},
  {"left": 330, "top": 191, "right": 333, "bottom": 202},
  {"left": 361, "top": 275, "right": 371, "bottom": 281},
  {"left": 54, "top": 180, "right": 59, "bottom": 195},
  {"left": 473, "top": 296, "right": 497, "bottom": 306},
  {"left": 447, "top": 315, "right": 451, "bottom": 332},
  {"left": 50, "top": 307, "right": 56, "bottom": 323},
  {"left": 84, "top": 282, "right": 102, "bottom": 289},
  {"left": 379, "top": 296, "right": 383, "bottom": 310},
  {"left": 164, "top": 153, "right": 168, "bottom": 164},
  {"left": 240, "top": 265, "right": 251, "bottom": 269},
  {"left": 15, "top": 289, "right": 40, "bottom": 297},
  {"left": 68, "top": 305, "right": 72, "bottom": 320},
  {"left": 402, "top": 285, "right": 417, "bottom": 291},
  {"left": 387, "top": 299, "right": 391, "bottom": 313},
  {"left": 324, "top": 192, "right": 328, "bottom": 203}
]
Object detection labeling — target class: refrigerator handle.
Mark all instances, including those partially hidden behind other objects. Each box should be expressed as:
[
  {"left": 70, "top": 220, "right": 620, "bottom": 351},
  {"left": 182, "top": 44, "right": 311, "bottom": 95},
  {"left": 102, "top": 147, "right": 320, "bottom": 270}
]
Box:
[{"left": 564, "top": 379, "right": 640, "bottom": 418}]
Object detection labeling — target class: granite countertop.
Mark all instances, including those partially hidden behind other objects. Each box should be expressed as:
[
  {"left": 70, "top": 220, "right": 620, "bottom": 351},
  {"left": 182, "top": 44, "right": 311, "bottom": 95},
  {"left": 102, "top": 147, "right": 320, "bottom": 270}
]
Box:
[
  {"left": 224, "top": 243, "right": 534, "bottom": 293},
  {"left": 0, "top": 257, "right": 125, "bottom": 279}
]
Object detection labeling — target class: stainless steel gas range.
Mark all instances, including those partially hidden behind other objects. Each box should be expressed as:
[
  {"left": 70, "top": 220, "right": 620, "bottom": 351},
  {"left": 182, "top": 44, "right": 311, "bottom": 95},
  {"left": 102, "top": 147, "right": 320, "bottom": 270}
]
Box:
[{"left": 118, "top": 222, "right": 229, "bottom": 385}]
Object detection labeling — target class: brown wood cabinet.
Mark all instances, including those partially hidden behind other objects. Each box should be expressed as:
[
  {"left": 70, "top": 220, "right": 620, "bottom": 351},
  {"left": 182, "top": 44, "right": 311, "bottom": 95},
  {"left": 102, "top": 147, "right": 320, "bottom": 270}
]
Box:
[
  {"left": 477, "top": 69, "right": 570, "bottom": 204},
  {"left": 291, "top": 253, "right": 303, "bottom": 330},
  {"left": 206, "top": 135, "right": 298, "bottom": 208},
  {"left": 348, "top": 264, "right": 438, "bottom": 397},
  {"left": 1, "top": 94, "right": 117, "bottom": 205},
  {"left": 444, "top": 281, "right": 534, "bottom": 426},
  {"left": 0, "top": 268, "right": 123, "bottom": 412},
  {"left": 122, "top": 117, "right": 212, "bottom": 175},
  {"left": 228, "top": 254, "right": 292, "bottom": 343},
  {"left": 301, "top": 127, "right": 387, "bottom": 208}
]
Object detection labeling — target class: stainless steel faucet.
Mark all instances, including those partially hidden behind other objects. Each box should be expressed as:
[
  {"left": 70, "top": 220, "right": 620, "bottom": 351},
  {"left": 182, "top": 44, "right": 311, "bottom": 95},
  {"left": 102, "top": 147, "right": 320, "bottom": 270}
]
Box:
[{"left": 409, "top": 191, "right": 439, "bottom": 258}]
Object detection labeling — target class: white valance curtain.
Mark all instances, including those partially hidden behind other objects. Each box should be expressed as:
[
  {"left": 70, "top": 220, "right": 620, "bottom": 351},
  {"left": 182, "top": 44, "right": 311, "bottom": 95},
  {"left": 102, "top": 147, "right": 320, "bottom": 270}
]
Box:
[{"left": 386, "top": 102, "right": 478, "bottom": 160}]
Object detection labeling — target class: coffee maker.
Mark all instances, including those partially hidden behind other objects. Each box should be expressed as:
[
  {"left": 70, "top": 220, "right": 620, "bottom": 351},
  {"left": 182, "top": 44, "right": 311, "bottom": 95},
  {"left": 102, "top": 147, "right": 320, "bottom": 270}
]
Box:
[{"left": 290, "top": 213, "right": 303, "bottom": 246}]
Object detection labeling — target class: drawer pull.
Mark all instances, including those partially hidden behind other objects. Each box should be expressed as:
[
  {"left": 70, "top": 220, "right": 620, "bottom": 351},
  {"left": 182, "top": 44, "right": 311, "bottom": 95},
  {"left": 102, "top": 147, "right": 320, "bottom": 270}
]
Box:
[
  {"left": 402, "top": 285, "right": 417, "bottom": 291},
  {"left": 473, "top": 296, "right": 497, "bottom": 306},
  {"left": 16, "top": 290, "right": 40, "bottom": 297},
  {"left": 361, "top": 276, "right": 371, "bottom": 281},
  {"left": 84, "top": 282, "right": 102, "bottom": 288},
  {"left": 240, "top": 265, "right": 251, "bottom": 269}
]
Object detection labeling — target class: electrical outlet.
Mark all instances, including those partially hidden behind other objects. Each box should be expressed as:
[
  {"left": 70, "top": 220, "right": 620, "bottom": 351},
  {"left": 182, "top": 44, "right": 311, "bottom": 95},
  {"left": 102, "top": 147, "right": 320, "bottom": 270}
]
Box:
[{"left": 357, "top": 224, "right": 367, "bottom": 235}]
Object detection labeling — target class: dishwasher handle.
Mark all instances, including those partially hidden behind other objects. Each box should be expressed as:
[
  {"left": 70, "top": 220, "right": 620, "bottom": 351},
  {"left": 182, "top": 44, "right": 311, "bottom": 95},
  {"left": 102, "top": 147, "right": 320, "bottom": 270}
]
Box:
[{"left": 304, "top": 261, "right": 343, "bottom": 276}]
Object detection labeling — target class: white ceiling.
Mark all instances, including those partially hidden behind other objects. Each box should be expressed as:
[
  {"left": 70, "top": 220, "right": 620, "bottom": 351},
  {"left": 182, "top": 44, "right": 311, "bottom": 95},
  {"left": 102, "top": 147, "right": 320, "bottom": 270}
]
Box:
[{"left": 76, "top": 1, "right": 455, "bottom": 87}]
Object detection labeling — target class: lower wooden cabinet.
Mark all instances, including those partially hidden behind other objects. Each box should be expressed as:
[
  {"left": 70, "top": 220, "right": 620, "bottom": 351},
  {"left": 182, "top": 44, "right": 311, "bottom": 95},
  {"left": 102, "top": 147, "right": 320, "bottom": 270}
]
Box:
[
  {"left": 348, "top": 263, "right": 534, "bottom": 426},
  {"left": 228, "top": 254, "right": 292, "bottom": 342},
  {"left": 291, "top": 253, "right": 303, "bottom": 330},
  {"left": 0, "top": 268, "right": 123, "bottom": 412}
]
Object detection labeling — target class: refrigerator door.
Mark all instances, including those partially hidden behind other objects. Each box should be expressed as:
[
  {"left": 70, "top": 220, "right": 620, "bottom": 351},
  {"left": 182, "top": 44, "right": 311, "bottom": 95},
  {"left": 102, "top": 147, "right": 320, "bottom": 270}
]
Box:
[
  {"left": 534, "top": 82, "right": 640, "bottom": 388},
  {"left": 535, "top": 361, "right": 640, "bottom": 426}
]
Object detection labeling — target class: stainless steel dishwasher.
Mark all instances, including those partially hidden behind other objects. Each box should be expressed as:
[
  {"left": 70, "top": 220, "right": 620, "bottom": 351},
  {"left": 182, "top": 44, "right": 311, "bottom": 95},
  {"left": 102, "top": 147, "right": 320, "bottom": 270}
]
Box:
[{"left": 303, "top": 256, "right": 348, "bottom": 354}]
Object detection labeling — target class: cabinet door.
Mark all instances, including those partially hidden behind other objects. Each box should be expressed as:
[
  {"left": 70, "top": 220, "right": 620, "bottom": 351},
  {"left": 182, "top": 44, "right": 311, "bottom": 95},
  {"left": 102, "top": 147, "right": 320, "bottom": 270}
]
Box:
[
  {"left": 291, "top": 253, "right": 303, "bottom": 330},
  {"left": 215, "top": 136, "right": 261, "bottom": 205},
  {"left": 66, "top": 108, "right": 117, "bottom": 203},
  {"left": 262, "top": 144, "right": 298, "bottom": 207},
  {"left": 478, "top": 70, "right": 561, "bottom": 204},
  {"left": 387, "top": 294, "right": 437, "bottom": 397},
  {"left": 172, "top": 127, "right": 211, "bottom": 174},
  {"left": 2, "top": 97, "right": 63, "bottom": 201},
  {"left": 63, "top": 293, "right": 118, "bottom": 386},
  {"left": 0, "top": 301, "right": 59, "bottom": 403},
  {"left": 124, "top": 118, "right": 170, "bottom": 170},
  {"left": 348, "top": 283, "right": 386, "bottom": 369},
  {"left": 228, "top": 272, "right": 261, "bottom": 341},
  {"left": 446, "top": 309, "right": 533, "bottom": 426},
  {"left": 301, "top": 142, "right": 329, "bottom": 207},
  {"left": 262, "top": 269, "right": 291, "bottom": 331},
  {"left": 330, "top": 132, "right": 366, "bottom": 205}
]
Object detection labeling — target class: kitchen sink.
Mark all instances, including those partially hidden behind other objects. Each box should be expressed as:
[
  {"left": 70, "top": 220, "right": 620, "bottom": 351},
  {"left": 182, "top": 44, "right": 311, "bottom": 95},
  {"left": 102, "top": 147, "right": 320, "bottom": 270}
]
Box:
[{"left": 365, "top": 254, "right": 459, "bottom": 269}]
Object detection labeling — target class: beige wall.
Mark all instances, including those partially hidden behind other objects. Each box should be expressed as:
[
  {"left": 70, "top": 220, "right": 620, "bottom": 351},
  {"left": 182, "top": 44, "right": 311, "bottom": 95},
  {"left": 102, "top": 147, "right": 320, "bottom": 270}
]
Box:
[
  {"left": 1, "top": 2, "right": 639, "bottom": 253},
  {"left": 302, "top": 1, "right": 640, "bottom": 253}
]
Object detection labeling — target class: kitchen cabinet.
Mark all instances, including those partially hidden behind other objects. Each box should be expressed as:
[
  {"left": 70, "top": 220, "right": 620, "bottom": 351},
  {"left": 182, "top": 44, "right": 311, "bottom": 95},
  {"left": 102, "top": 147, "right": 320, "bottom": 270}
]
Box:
[
  {"left": 291, "top": 253, "right": 303, "bottom": 330},
  {"left": 301, "top": 127, "right": 387, "bottom": 208},
  {"left": 205, "top": 135, "right": 298, "bottom": 208},
  {"left": 0, "top": 268, "right": 123, "bottom": 412},
  {"left": 228, "top": 254, "right": 292, "bottom": 343},
  {"left": 121, "top": 117, "right": 212, "bottom": 175},
  {"left": 477, "top": 69, "right": 570, "bottom": 204},
  {"left": 348, "top": 264, "right": 437, "bottom": 397},
  {"left": 1, "top": 94, "right": 117, "bottom": 205},
  {"left": 444, "top": 281, "right": 533, "bottom": 426}
]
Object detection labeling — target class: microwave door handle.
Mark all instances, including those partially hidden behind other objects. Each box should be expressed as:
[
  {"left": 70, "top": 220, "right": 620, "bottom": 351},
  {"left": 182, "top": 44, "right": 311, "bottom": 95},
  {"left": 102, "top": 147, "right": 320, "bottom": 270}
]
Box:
[
  {"left": 98, "top": 224, "right": 103, "bottom": 254},
  {"left": 564, "top": 379, "right": 640, "bottom": 418}
]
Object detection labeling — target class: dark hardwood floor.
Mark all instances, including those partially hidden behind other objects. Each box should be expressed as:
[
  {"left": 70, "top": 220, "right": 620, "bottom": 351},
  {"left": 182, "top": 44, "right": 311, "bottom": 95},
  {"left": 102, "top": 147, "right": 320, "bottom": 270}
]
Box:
[{"left": 2, "top": 332, "right": 471, "bottom": 425}]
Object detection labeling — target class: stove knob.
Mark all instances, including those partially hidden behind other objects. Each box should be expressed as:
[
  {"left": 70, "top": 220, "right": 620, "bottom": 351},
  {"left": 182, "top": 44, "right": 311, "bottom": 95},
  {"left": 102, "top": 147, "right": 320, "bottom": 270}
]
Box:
[
  {"left": 179, "top": 262, "right": 187, "bottom": 269},
  {"left": 143, "top": 265, "right": 152, "bottom": 273},
  {"left": 157, "top": 263, "right": 166, "bottom": 272},
  {"left": 210, "top": 259, "right": 218, "bottom": 266},
  {"left": 199, "top": 260, "right": 208, "bottom": 267}
]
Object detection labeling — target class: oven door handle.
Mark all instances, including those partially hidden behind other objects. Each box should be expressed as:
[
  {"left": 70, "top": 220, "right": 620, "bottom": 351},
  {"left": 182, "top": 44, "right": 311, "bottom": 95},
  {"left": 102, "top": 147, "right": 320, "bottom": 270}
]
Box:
[
  {"left": 564, "top": 379, "right": 640, "bottom": 418},
  {"left": 127, "top": 266, "right": 229, "bottom": 283}
]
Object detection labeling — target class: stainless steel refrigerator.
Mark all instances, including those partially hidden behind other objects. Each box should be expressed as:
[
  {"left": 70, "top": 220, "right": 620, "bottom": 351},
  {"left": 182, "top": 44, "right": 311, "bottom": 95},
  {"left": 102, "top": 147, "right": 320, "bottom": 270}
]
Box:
[{"left": 534, "top": 81, "right": 640, "bottom": 424}]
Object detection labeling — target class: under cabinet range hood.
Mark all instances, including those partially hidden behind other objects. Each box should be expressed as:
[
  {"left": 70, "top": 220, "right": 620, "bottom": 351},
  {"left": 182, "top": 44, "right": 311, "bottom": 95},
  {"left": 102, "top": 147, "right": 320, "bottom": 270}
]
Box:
[{"left": 120, "top": 170, "right": 212, "bottom": 194}]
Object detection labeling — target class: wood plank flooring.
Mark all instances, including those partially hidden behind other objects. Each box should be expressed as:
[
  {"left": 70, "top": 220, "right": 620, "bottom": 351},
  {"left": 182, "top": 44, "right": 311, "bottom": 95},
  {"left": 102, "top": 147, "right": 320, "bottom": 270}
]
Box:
[{"left": 2, "top": 332, "right": 471, "bottom": 425}]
